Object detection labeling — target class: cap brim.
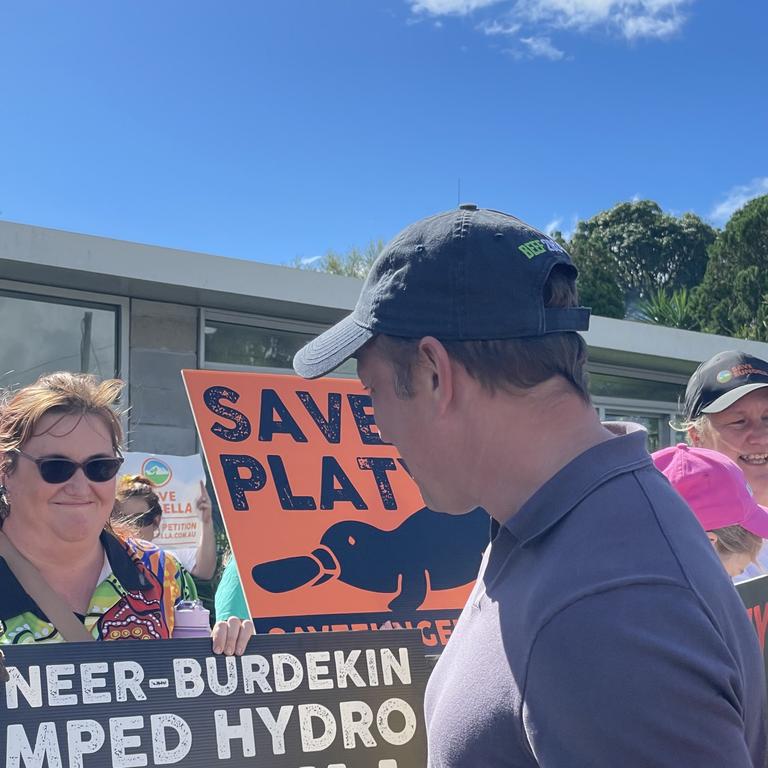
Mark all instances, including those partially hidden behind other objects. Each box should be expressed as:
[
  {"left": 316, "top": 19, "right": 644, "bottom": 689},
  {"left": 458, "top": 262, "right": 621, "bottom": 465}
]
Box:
[
  {"left": 742, "top": 503, "right": 768, "bottom": 539},
  {"left": 701, "top": 383, "right": 768, "bottom": 414},
  {"left": 293, "top": 315, "right": 373, "bottom": 379}
]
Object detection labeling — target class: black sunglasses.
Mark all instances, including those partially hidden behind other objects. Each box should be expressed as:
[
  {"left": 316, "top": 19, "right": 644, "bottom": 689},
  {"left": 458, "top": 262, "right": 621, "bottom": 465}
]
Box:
[{"left": 15, "top": 449, "right": 124, "bottom": 484}]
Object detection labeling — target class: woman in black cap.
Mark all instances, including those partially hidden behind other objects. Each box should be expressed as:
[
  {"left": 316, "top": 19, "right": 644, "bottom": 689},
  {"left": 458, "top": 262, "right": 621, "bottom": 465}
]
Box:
[
  {"left": 684, "top": 350, "right": 768, "bottom": 504},
  {"left": 683, "top": 350, "right": 768, "bottom": 578}
]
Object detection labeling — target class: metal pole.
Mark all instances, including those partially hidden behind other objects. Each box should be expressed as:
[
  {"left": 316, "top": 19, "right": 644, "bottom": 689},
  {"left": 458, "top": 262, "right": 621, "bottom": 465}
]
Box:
[{"left": 80, "top": 311, "right": 93, "bottom": 372}]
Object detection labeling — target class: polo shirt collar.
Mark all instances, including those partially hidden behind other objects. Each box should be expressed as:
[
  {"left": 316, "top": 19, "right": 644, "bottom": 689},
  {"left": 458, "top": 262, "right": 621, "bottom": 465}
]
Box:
[
  {"left": 0, "top": 530, "right": 148, "bottom": 622},
  {"left": 503, "top": 423, "right": 651, "bottom": 547}
]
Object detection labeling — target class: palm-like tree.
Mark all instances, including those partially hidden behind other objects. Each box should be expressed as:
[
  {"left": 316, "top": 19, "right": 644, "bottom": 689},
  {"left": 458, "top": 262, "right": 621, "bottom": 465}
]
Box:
[{"left": 636, "top": 287, "right": 699, "bottom": 330}]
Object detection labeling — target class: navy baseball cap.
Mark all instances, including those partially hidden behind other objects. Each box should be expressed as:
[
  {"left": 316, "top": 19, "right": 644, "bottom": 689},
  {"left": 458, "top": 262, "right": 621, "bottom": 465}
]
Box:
[
  {"left": 684, "top": 350, "right": 768, "bottom": 420},
  {"left": 293, "top": 204, "right": 591, "bottom": 379}
]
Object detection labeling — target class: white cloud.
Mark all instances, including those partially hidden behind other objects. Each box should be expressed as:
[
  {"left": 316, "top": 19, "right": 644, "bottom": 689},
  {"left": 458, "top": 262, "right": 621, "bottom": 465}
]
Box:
[
  {"left": 519, "top": 34, "right": 565, "bottom": 58},
  {"left": 409, "top": 0, "right": 693, "bottom": 41},
  {"left": 410, "top": 0, "right": 503, "bottom": 15},
  {"left": 709, "top": 177, "right": 768, "bottom": 226},
  {"left": 513, "top": 0, "right": 689, "bottom": 39},
  {"left": 621, "top": 12, "right": 682, "bottom": 39},
  {"left": 480, "top": 19, "right": 522, "bottom": 34},
  {"left": 564, "top": 214, "right": 580, "bottom": 240},
  {"left": 544, "top": 214, "right": 579, "bottom": 239},
  {"left": 300, "top": 255, "right": 323, "bottom": 266}
]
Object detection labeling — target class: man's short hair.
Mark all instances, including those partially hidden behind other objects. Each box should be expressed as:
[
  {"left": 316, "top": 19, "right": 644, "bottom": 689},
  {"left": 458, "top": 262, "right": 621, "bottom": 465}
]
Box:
[{"left": 375, "top": 265, "right": 590, "bottom": 401}]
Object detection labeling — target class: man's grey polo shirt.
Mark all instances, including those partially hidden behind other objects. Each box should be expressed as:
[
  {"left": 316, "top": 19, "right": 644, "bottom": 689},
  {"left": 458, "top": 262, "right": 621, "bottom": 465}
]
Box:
[{"left": 425, "top": 427, "right": 767, "bottom": 767}]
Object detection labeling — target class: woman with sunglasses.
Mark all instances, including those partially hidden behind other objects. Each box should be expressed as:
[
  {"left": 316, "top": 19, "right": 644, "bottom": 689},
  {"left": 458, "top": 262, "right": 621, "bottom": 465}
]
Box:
[{"left": 0, "top": 372, "right": 252, "bottom": 654}]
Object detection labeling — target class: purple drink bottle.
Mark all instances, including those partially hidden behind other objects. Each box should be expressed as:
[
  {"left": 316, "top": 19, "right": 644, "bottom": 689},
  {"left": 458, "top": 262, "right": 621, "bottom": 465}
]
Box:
[{"left": 173, "top": 599, "right": 211, "bottom": 639}]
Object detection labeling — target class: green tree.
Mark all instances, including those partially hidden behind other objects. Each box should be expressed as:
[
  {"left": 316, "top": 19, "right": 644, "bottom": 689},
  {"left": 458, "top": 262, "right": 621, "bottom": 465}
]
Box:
[
  {"left": 290, "top": 240, "right": 384, "bottom": 279},
  {"left": 695, "top": 195, "right": 768, "bottom": 340},
  {"left": 636, "top": 287, "right": 699, "bottom": 330},
  {"left": 568, "top": 201, "right": 716, "bottom": 311},
  {"left": 568, "top": 233, "right": 625, "bottom": 319}
]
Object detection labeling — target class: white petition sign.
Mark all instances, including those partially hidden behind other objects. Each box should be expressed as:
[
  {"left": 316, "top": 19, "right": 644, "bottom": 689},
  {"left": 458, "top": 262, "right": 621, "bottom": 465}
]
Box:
[{"left": 121, "top": 452, "right": 205, "bottom": 550}]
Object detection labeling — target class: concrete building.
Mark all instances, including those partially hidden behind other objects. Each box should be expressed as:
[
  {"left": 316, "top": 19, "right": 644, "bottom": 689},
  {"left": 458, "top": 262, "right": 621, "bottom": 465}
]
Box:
[{"left": 2, "top": 219, "right": 766, "bottom": 455}]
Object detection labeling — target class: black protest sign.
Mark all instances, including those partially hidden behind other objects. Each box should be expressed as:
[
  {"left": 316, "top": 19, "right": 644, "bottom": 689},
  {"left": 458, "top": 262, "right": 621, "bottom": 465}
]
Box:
[
  {"left": 737, "top": 573, "right": 768, "bottom": 696},
  {"left": 0, "top": 630, "right": 428, "bottom": 768}
]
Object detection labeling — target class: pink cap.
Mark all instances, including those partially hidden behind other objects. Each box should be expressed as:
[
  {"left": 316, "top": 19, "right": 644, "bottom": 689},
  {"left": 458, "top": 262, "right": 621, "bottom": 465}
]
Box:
[{"left": 652, "top": 443, "right": 768, "bottom": 537}]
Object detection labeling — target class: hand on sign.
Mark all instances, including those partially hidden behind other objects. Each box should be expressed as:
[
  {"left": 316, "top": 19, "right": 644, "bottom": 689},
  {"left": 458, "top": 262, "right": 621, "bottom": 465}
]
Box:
[
  {"left": 196, "top": 480, "right": 213, "bottom": 524},
  {"left": 211, "top": 616, "right": 255, "bottom": 656}
]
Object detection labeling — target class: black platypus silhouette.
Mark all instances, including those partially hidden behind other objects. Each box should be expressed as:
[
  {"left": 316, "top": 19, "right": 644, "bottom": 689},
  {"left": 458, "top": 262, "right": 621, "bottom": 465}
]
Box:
[{"left": 251, "top": 506, "right": 488, "bottom": 610}]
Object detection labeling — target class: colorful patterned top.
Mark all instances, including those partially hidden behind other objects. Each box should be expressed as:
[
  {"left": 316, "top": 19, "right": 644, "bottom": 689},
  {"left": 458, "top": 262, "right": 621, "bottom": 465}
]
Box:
[{"left": 0, "top": 531, "right": 197, "bottom": 644}]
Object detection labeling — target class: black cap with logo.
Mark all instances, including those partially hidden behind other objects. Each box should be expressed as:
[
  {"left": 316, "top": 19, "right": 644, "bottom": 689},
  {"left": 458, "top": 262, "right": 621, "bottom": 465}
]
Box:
[
  {"left": 293, "top": 204, "right": 591, "bottom": 379},
  {"left": 683, "top": 350, "right": 768, "bottom": 420}
]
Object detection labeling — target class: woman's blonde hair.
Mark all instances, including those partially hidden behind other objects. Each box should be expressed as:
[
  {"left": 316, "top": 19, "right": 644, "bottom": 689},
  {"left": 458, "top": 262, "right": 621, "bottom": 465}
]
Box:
[
  {"left": 668, "top": 412, "right": 711, "bottom": 446},
  {"left": 0, "top": 372, "right": 125, "bottom": 525}
]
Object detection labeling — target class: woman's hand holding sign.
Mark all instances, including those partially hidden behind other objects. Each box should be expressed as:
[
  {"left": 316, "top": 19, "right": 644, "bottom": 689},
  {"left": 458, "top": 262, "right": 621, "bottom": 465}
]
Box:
[{"left": 212, "top": 616, "right": 255, "bottom": 656}]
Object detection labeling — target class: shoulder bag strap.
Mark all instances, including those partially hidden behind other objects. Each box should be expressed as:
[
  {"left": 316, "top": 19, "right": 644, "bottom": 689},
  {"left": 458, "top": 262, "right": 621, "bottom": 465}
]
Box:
[{"left": 0, "top": 530, "right": 95, "bottom": 642}]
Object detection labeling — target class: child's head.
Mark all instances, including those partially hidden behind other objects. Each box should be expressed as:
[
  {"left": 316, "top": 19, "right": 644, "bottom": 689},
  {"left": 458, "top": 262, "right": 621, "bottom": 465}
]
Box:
[
  {"left": 652, "top": 443, "right": 768, "bottom": 577},
  {"left": 115, "top": 474, "right": 162, "bottom": 541}
]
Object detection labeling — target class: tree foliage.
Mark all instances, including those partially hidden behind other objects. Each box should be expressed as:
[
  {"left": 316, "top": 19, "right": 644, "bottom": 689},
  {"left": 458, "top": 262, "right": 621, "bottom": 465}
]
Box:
[
  {"left": 636, "top": 287, "right": 699, "bottom": 330},
  {"left": 568, "top": 233, "right": 625, "bottom": 319},
  {"left": 694, "top": 195, "right": 768, "bottom": 340},
  {"left": 568, "top": 201, "right": 716, "bottom": 312},
  {"left": 291, "top": 240, "right": 384, "bottom": 280}
]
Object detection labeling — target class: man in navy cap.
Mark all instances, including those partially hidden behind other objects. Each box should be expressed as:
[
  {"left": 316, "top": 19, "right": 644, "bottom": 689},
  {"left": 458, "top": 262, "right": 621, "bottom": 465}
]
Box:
[{"left": 294, "top": 205, "right": 767, "bottom": 767}]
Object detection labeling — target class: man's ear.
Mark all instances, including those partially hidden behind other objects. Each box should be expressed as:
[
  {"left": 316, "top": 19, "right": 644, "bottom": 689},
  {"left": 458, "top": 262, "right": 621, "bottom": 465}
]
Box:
[
  {"left": 706, "top": 531, "right": 718, "bottom": 548},
  {"left": 417, "top": 336, "right": 454, "bottom": 413}
]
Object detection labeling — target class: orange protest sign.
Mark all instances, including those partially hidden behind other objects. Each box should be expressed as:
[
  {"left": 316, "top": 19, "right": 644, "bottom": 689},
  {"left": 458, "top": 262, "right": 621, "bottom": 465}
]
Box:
[{"left": 183, "top": 370, "right": 488, "bottom": 648}]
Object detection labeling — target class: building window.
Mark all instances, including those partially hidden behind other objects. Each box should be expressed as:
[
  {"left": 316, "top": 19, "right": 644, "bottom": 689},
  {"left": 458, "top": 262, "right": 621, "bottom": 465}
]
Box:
[
  {"left": 603, "top": 411, "right": 664, "bottom": 452},
  {"left": 205, "top": 320, "right": 311, "bottom": 370},
  {"left": 0, "top": 291, "right": 119, "bottom": 389},
  {"left": 589, "top": 372, "right": 685, "bottom": 404},
  {"left": 590, "top": 370, "right": 688, "bottom": 450},
  {"left": 203, "top": 315, "right": 356, "bottom": 375}
]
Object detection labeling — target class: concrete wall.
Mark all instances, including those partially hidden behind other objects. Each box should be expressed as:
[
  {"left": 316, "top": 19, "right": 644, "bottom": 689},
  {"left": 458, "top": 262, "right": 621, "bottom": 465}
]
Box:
[{"left": 128, "top": 299, "right": 199, "bottom": 455}]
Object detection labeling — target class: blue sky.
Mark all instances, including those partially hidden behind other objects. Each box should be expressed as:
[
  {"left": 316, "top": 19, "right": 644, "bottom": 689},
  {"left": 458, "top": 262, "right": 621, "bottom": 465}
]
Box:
[{"left": 1, "top": 1, "right": 766, "bottom": 266}]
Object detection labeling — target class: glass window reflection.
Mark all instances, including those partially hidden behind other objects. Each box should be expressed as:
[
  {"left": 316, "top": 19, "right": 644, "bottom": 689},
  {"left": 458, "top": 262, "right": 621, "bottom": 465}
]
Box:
[
  {"left": 0, "top": 292, "right": 118, "bottom": 389},
  {"left": 204, "top": 320, "right": 356, "bottom": 375}
]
